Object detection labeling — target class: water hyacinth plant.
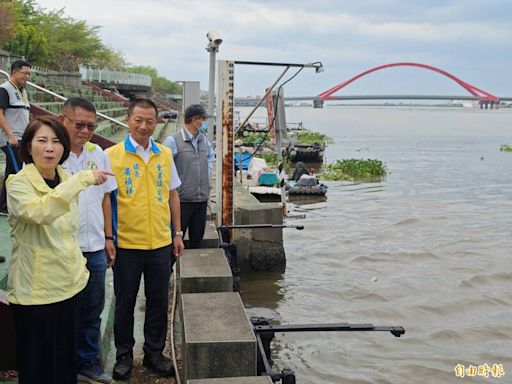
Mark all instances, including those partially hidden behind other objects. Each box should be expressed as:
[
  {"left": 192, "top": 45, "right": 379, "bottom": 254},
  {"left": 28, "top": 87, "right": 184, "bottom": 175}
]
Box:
[
  {"left": 240, "top": 131, "right": 270, "bottom": 145},
  {"left": 319, "top": 159, "right": 387, "bottom": 181},
  {"left": 499, "top": 145, "right": 512, "bottom": 152},
  {"left": 256, "top": 152, "right": 281, "bottom": 167},
  {"left": 296, "top": 131, "right": 334, "bottom": 145}
]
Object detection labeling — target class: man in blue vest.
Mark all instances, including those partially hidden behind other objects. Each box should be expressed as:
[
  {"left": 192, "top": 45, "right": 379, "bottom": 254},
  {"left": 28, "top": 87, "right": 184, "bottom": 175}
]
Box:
[
  {"left": 0, "top": 60, "right": 31, "bottom": 217},
  {"left": 163, "top": 104, "right": 215, "bottom": 248}
]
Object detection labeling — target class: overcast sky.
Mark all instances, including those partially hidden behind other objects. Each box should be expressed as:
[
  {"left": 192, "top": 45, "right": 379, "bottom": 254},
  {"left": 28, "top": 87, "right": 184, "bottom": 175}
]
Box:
[{"left": 35, "top": 0, "right": 512, "bottom": 97}]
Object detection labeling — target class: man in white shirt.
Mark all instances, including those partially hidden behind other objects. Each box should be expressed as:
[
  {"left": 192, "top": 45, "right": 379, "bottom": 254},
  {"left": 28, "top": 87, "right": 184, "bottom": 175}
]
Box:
[
  {"left": 106, "top": 98, "right": 184, "bottom": 380},
  {"left": 60, "top": 97, "right": 117, "bottom": 384}
]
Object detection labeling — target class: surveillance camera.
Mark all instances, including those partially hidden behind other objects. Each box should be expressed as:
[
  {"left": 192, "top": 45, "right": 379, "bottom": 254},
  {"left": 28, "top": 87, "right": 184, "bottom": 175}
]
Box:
[{"left": 207, "top": 30, "right": 223, "bottom": 46}]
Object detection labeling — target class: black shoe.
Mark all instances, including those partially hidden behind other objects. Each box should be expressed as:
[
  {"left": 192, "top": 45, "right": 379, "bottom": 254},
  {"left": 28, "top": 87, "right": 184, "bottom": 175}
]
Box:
[
  {"left": 112, "top": 353, "right": 133, "bottom": 380},
  {"left": 142, "top": 354, "right": 175, "bottom": 377},
  {"left": 0, "top": 255, "right": 5, "bottom": 263}
]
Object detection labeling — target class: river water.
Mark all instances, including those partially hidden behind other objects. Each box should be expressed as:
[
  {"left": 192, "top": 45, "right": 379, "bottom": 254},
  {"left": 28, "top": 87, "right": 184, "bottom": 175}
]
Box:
[{"left": 238, "top": 106, "right": 512, "bottom": 384}]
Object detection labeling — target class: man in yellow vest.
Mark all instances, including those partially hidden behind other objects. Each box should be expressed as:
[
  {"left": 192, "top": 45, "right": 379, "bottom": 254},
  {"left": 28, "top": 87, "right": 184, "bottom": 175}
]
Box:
[{"left": 106, "top": 98, "right": 184, "bottom": 380}]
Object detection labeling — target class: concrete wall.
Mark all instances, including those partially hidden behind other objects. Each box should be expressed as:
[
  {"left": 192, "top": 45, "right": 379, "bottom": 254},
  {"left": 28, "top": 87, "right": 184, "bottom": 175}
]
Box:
[
  {"left": 0, "top": 50, "right": 82, "bottom": 89},
  {"left": 43, "top": 71, "right": 83, "bottom": 90},
  {"left": 233, "top": 180, "right": 286, "bottom": 272},
  {"left": 0, "top": 50, "right": 24, "bottom": 73}
]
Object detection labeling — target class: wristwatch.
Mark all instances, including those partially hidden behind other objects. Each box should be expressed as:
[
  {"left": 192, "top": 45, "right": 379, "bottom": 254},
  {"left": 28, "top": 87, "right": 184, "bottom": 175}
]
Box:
[{"left": 174, "top": 231, "right": 184, "bottom": 237}]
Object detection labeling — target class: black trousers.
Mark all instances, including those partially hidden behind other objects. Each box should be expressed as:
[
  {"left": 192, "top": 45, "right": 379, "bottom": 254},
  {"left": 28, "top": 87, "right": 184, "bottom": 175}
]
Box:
[
  {"left": 0, "top": 143, "right": 21, "bottom": 212},
  {"left": 11, "top": 292, "right": 82, "bottom": 384},
  {"left": 113, "top": 245, "right": 174, "bottom": 359},
  {"left": 181, "top": 201, "right": 208, "bottom": 249}
]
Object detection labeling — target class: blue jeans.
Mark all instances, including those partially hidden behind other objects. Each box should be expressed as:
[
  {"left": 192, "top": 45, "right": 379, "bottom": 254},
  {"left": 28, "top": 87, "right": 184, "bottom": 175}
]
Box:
[{"left": 77, "top": 249, "right": 107, "bottom": 367}]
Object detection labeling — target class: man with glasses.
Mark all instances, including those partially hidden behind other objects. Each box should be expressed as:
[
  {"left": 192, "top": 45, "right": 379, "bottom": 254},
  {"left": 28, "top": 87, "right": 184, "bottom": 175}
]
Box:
[
  {"left": 0, "top": 60, "right": 31, "bottom": 218},
  {"left": 60, "top": 97, "right": 117, "bottom": 384}
]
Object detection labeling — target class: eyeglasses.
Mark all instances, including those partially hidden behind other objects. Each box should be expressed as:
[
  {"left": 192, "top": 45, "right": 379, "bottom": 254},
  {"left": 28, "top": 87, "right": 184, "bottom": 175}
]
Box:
[
  {"left": 64, "top": 115, "right": 98, "bottom": 131},
  {"left": 16, "top": 71, "right": 31, "bottom": 76}
]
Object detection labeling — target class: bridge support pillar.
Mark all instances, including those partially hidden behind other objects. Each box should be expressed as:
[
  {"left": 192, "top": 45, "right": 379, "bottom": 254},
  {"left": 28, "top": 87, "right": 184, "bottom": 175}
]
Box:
[{"left": 313, "top": 98, "right": 324, "bottom": 109}]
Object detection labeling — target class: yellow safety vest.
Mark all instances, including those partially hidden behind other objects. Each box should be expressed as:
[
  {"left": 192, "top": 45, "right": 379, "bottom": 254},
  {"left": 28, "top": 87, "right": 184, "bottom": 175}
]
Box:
[{"left": 107, "top": 137, "right": 173, "bottom": 250}]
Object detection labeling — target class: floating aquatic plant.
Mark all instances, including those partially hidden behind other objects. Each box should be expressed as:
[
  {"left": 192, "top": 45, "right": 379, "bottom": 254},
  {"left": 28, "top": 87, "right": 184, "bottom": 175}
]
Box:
[
  {"left": 240, "top": 131, "right": 270, "bottom": 145},
  {"left": 499, "top": 145, "right": 512, "bottom": 152},
  {"left": 296, "top": 131, "right": 334, "bottom": 145},
  {"left": 319, "top": 159, "right": 386, "bottom": 181}
]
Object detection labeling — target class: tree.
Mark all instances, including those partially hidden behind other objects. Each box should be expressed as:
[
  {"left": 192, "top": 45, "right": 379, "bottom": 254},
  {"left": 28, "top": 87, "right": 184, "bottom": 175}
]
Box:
[
  {"left": 1, "top": 0, "right": 181, "bottom": 93},
  {"left": 130, "top": 65, "right": 182, "bottom": 95},
  {"left": 89, "top": 48, "right": 130, "bottom": 71},
  {"left": 2, "top": 0, "right": 49, "bottom": 64},
  {"left": 39, "top": 10, "right": 106, "bottom": 71},
  {"left": 0, "top": 3, "right": 15, "bottom": 46},
  {"left": 2, "top": 1, "right": 126, "bottom": 71},
  {"left": 3, "top": 24, "right": 48, "bottom": 64}
]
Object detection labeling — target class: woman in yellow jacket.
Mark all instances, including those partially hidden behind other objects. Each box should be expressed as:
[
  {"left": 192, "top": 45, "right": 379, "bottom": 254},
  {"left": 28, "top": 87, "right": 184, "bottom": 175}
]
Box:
[{"left": 6, "top": 116, "right": 112, "bottom": 384}]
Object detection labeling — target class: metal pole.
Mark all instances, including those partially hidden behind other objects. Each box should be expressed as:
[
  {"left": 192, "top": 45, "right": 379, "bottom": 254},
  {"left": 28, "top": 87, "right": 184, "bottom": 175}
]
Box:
[
  {"left": 207, "top": 48, "right": 216, "bottom": 146},
  {"left": 235, "top": 66, "right": 289, "bottom": 135},
  {"left": 0, "top": 70, "right": 128, "bottom": 129},
  {"left": 216, "top": 61, "right": 235, "bottom": 227},
  {"left": 275, "top": 88, "right": 287, "bottom": 216}
]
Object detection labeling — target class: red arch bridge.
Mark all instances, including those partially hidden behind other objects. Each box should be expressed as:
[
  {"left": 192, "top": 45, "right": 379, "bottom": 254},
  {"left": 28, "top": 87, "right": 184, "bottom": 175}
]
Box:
[{"left": 235, "top": 62, "right": 510, "bottom": 109}]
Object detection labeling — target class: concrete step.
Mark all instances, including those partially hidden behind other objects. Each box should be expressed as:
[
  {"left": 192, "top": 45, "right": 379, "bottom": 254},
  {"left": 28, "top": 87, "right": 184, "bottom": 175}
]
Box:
[
  {"left": 181, "top": 292, "right": 256, "bottom": 381},
  {"left": 183, "top": 221, "right": 219, "bottom": 249},
  {"left": 178, "top": 248, "right": 233, "bottom": 294}
]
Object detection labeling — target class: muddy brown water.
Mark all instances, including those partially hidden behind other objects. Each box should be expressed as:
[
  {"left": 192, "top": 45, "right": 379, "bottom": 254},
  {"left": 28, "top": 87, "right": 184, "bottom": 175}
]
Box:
[{"left": 239, "top": 106, "right": 512, "bottom": 383}]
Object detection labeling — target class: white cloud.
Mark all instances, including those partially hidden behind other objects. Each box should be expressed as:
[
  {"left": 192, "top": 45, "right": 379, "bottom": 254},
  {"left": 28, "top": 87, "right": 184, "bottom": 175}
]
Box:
[{"left": 32, "top": 0, "right": 512, "bottom": 95}]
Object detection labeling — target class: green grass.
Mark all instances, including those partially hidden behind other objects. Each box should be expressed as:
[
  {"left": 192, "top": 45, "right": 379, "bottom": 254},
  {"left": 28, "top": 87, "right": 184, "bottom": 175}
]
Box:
[
  {"left": 499, "top": 144, "right": 512, "bottom": 152},
  {"left": 319, "top": 159, "right": 386, "bottom": 181}
]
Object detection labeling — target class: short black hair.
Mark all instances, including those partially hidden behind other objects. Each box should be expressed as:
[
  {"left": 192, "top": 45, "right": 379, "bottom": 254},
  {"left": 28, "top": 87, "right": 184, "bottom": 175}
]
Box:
[
  {"left": 11, "top": 60, "right": 31, "bottom": 75},
  {"left": 127, "top": 98, "right": 158, "bottom": 117},
  {"left": 19, "top": 116, "right": 71, "bottom": 165},
  {"left": 63, "top": 97, "right": 96, "bottom": 114}
]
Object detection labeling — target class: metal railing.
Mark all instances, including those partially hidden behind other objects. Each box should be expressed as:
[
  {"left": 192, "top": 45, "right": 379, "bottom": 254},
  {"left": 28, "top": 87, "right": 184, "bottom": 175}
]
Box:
[
  {"left": 79, "top": 66, "right": 152, "bottom": 87},
  {"left": 0, "top": 69, "right": 128, "bottom": 129}
]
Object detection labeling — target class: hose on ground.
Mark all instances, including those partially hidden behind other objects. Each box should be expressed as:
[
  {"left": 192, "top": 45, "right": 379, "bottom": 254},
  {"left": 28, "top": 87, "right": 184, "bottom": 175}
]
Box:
[{"left": 170, "top": 269, "right": 182, "bottom": 384}]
